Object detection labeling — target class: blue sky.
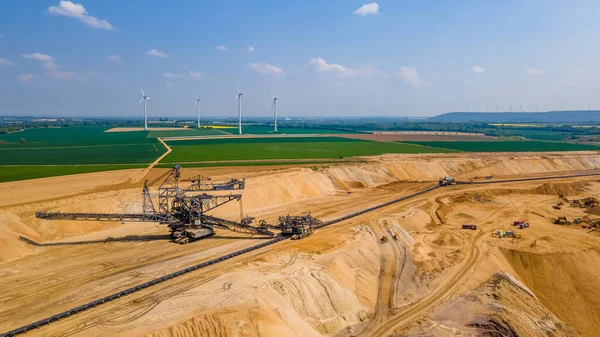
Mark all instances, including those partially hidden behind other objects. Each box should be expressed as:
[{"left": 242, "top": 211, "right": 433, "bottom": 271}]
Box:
[{"left": 0, "top": 1, "right": 599, "bottom": 118}]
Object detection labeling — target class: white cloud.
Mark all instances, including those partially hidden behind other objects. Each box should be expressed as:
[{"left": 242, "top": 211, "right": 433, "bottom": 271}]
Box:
[
  {"left": 215, "top": 45, "right": 228, "bottom": 51},
  {"left": 248, "top": 62, "right": 286, "bottom": 76},
  {"left": 189, "top": 70, "right": 207, "bottom": 80},
  {"left": 243, "top": 45, "right": 255, "bottom": 52},
  {"left": 306, "top": 57, "right": 352, "bottom": 75},
  {"left": 305, "top": 57, "right": 387, "bottom": 77},
  {"left": 48, "top": 69, "right": 78, "bottom": 80},
  {"left": 163, "top": 72, "right": 183, "bottom": 79},
  {"left": 472, "top": 66, "right": 485, "bottom": 73},
  {"left": 353, "top": 2, "right": 380, "bottom": 15},
  {"left": 526, "top": 68, "right": 544, "bottom": 75},
  {"left": 0, "top": 58, "right": 13, "bottom": 67},
  {"left": 19, "top": 74, "right": 37, "bottom": 83},
  {"left": 21, "top": 52, "right": 83, "bottom": 80},
  {"left": 397, "top": 67, "right": 424, "bottom": 88},
  {"left": 146, "top": 49, "right": 168, "bottom": 58},
  {"left": 42, "top": 62, "right": 59, "bottom": 70},
  {"left": 107, "top": 55, "right": 123, "bottom": 63},
  {"left": 48, "top": 1, "right": 113, "bottom": 30},
  {"left": 21, "top": 53, "right": 54, "bottom": 62}
]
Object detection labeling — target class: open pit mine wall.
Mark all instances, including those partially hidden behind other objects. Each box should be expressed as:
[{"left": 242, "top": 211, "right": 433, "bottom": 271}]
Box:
[{"left": 211, "top": 152, "right": 600, "bottom": 218}]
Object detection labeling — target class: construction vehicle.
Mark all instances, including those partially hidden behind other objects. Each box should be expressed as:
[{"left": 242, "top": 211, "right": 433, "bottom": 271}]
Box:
[
  {"left": 505, "top": 230, "right": 522, "bottom": 239},
  {"left": 513, "top": 220, "right": 525, "bottom": 226},
  {"left": 36, "top": 165, "right": 280, "bottom": 244},
  {"left": 552, "top": 205, "right": 562, "bottom": 210},
  {"left": 485, "top": 175, "right": 494, "bottom": 180},
  {"left": 496, "top": 230, "right": 505, "bottom": 238},
  {"left": 461, "top": 224, "right": 477, "bottom": 230},
  {"left": 277, "top": 213, "right": 322, "bottom": 240},
  {"left": 574, "top": 218, "right": 582, "bottom": 224},
  {"left": 518, "top": 222, "right": 530, "bottom": 229},
  {"left": 554, "top": 216, "right": 571, "bottom": 225},
  {"left": 439, "top": 176, "right": 456, "bottom": 186}
]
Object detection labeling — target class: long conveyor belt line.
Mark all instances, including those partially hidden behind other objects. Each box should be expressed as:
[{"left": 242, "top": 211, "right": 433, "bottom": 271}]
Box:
[{"left": 4, "top": 171, "right": 600, "bottom": 336}]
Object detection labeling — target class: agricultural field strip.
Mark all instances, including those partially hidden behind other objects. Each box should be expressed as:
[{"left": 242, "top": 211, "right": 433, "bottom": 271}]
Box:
[
  {"left": 0, "top": 143, "right": 148, "bottom": 150},
  {"left": 160, "top": 137, "right": 455, "bottom": 163},
  {"left": 406, "top": 140, "right": 600, "bottom": 152},
  {"left": 161, "top": 133, "right": 334, "bottom": 141}
]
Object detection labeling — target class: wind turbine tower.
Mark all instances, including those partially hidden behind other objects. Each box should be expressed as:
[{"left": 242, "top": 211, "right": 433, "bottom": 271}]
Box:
[
  {"left": 195, "top": 94, "right": 201, "bottom": 127},
  {"left": 234, "top": 83, "right": 243, "bottom": 135},
  {"left": 267, "top": 89, "right": 280, "bottom": 132},
  {"left": 138, "top": 86, "right": 151, "bottom": 131}
]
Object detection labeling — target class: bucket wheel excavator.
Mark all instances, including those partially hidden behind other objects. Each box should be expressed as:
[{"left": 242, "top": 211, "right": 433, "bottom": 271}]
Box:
[{"left": 36, "top": 165, "right": 275, "bottom": 244}]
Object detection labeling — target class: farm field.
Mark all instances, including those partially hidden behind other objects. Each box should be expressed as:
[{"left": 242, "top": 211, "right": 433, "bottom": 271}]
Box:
[
  {"left": 146, "top": 128, "right": 227, "bottom": 138},
  {"left": 0, "top": 127, "right": 167, "bottom": 166},
  {"left": 0, "top": 126, "right": 150, "bottom": 147},
  {"left": 218, "top": 125, "right": 355, "bottom": 135},
  {"left": 161, "top": 137, "right": 455, "bottom": 163},
  {"left": 408, "top": 140, "right": 600, "bottom": 152},
  {"left": 0, "top": 165, "right": 146, "bottom": 183}
]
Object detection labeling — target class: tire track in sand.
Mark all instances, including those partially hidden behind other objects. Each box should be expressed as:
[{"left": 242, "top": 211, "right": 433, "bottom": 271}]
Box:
[{"left": 365, "top": 201, "right": 511, "bottom": 337}]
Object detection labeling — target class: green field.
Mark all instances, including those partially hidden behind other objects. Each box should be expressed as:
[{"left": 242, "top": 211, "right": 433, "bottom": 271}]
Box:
[
  {"left": 0, "top": 165, "right": 146, "bottom": 183},
  {"left": 218, "top": 126, "right": 354, "bottom": 135},
  {"left": 146, "top": 128, "right": 226, "bottom": 138},
  {"left": 161, "top": 137, "right": 455, "bottom": 163},
  {"left": 407, "top": 141, "right": 600, "bottom": 152},
  {"left": 0, "top": 127, "right": 150, "bottom": 147},
  {"left": 0, "top": 127, "right": 166, "bottom": 165}
]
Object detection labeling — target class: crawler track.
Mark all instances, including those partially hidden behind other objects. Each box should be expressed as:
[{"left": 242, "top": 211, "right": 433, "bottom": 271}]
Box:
[{"left": 4, "top": 170, "right": 600, "bottom": 336}]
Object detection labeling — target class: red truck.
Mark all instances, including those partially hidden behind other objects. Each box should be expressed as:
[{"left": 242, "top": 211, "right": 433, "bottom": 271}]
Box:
[
  {"left": 461, "top": 224, "right": 477, "bottom": 230},
  {"left": 513, "top": 220, "right": 525, "bottom": 226}
]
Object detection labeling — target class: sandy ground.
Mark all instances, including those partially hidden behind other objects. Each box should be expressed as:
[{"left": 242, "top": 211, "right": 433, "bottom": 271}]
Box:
[{"left": 1, "top": 152, "right": 600, "bottom": 336}]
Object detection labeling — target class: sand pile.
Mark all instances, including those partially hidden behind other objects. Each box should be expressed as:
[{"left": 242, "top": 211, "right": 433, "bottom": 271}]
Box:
[
  {"left": 501, "top": 248, "right": 600, "bottom": 336},
  {"left": 401, "top": 272, "right": 581, "bottom": 336},
  {"left": 80, "top": 225, "right": 382, "bottom": 337}
]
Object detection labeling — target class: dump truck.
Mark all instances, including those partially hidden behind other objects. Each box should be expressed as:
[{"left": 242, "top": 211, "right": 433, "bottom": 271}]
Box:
[
  {"left": 461, "top": 224, "right": 477, "bottom": 230},
  {"left": 519, "top": 222, "right": 530, "bottom": 229}
]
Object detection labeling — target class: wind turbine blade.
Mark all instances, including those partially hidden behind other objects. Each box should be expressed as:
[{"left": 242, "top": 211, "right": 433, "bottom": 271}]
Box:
[
  {"left": 138, "top": 97, "right": 144, "bottom": 105},
  {"left": 196, "top": 94, "right": 199, "bottom": 100},
  {"left": 139, "top": 86, "right": 145, "bottom": 97},
  {"left": 266, "top": 88, "right": 275, "bottom": 97},
  {"left": 146, "top": 97, "right": 152, "bottom": 100},
  {"left": 271, "top": 99, "right": 276, "bottom": 111}
]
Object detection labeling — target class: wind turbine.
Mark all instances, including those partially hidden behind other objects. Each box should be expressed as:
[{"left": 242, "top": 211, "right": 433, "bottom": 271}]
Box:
[
  {"left": 234, "top": 83, "right": 242, "bottom": 135},
  {"left": 138, "top": 86, "right": 151, "bottom": 131},
  {"left": 195, "top": 94, "right": 201, "bottom": 127},
  {"left": 267, "top": 89, "right": 280, "bottom": 133}
]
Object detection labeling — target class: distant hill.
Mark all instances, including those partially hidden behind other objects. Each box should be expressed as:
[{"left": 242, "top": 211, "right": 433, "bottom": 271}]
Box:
[{"left": 428, "top": 111, "right": 600, "bottom": 123}]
